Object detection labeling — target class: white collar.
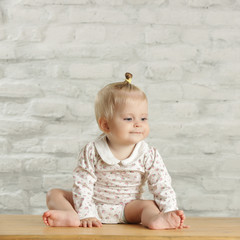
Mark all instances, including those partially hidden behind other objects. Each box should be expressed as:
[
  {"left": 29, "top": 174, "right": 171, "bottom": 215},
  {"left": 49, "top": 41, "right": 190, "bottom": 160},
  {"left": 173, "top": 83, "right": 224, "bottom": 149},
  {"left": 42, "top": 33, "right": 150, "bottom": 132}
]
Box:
[{"left": 94, "top": 134, "right": 148, "bottom": 166}]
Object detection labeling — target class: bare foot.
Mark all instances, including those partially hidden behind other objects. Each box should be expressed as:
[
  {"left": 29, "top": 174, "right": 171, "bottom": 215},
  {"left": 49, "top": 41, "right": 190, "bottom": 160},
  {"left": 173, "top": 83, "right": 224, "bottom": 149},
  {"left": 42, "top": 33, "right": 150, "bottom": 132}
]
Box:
[
  {"left": 42, "top": 210, "right": 80, "bottom": 227},
  {"left": 147, "top": 210, "right": 187, "bottom": 230}
]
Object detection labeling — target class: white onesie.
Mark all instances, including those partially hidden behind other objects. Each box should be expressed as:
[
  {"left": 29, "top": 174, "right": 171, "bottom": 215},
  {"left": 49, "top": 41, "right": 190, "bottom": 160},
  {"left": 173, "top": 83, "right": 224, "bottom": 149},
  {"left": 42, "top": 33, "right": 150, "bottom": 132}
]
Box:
[{"left": 72, "top": 134, "right": 178, "bottom": 223}]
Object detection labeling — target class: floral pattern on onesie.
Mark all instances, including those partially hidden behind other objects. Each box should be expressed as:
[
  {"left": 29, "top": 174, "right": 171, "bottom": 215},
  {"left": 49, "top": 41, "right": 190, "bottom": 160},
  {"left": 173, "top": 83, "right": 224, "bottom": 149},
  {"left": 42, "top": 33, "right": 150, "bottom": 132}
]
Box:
[{"left": 72, "top": 134, "right": 178, "bottom": 223}]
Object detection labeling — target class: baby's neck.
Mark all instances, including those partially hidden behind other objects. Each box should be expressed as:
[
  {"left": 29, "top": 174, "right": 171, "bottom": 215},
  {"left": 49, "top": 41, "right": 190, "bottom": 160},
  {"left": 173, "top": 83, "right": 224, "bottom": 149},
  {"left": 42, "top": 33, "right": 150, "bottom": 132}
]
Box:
[{"left": 106, "top": 138, "right": 136, "bottom": 160}]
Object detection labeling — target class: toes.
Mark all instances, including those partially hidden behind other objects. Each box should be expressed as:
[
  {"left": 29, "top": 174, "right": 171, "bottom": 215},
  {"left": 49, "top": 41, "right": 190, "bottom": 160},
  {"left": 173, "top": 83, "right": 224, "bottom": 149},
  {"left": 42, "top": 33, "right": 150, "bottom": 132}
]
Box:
[
  {"left": 42, "top": 212, "right": 50, "bottom": 226},
  {"left": 43, "top": 217, "right": 50, "bottom": 226},
  {"left": 43, "top": 211, "right": 51, "bottom": 218},
  {"left": 176, "top": 210, "right": 184, "bottom": 216}
]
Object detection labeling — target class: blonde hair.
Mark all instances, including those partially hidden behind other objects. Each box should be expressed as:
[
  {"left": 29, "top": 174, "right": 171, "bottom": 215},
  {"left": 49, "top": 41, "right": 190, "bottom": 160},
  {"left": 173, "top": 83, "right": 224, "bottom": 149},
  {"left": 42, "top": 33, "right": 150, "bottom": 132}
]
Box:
[{"left": 95, "top": 73, "right": 147, "bottom": 124}]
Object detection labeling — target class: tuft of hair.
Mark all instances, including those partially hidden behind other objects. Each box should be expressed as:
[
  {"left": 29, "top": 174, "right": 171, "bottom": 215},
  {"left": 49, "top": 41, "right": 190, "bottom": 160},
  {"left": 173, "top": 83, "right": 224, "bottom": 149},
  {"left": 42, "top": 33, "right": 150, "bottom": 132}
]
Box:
[
  {"left": 95, "top": 72, "right": 147, "bottom": 124},
  {"left": 125, "top": 72, "right": 133, "bottom": 80}
]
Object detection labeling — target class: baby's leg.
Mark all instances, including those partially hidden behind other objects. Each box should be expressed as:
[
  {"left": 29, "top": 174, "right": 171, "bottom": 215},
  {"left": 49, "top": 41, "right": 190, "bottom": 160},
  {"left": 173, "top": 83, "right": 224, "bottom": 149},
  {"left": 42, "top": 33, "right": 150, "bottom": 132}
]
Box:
[
  {"left": 124, "top": 200, "right": 186, "bottom": 230},
  {"left": 42, "top": 189, "right": 80, "bottom": 227}
]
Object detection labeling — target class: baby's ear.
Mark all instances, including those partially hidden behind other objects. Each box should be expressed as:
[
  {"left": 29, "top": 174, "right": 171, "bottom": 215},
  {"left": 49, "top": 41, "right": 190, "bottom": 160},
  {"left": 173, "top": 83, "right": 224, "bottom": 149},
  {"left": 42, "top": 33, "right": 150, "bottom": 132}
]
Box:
[{"left": 98, "top": 118, "right": 110, "bottom": 133}]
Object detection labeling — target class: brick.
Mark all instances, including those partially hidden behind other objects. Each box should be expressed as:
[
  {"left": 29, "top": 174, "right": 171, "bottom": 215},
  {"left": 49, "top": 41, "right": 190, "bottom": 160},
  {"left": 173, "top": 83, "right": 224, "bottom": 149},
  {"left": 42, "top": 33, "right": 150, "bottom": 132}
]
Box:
[
  {"left": 201, "top": 177, "right": 238, "bottom": 192},
  {"left": 30, "top": 192, "right": 46, "bottom": 207},
  {"left": 75, "top": 25, "right": 106, "bottom": 43},
  {"left": 29, "top": 99, "right": 67, "bottom": 119},
  {"left": 3, "top": 102, "right": 29, "bottom": 116},
  {"left": 182, "top": 84, "right": 240, "bottom": 100},
  {"left": 43, "top": 174, "right": 73, "bottom": 190},
  {"left": 126, "top": 0, "right": 166, "bottom": 5},
  {"left": 7, "top": 26, "right": 43, "bottom": 42},
  {"left": 185, "top": 0, "right": 234, "bottom": 8},
  {"left": 19, "top": 176, "right": 43, "bottom": 190},
  {"left": 0, "top": 28, "right": 6, "bottom": 40},
  {"left": 54, "top": 45, "right": 95, "bottom": 58},
  {"left": 203, "top": 102, "right": 240, "bottom": 119},
  {"left": 216, "top": 63, "right": 240, "bottom": 84},
  {"left": 0, "top": 190, "right": 28, "bottom": 210},
  {"left": 8, "top": 6, "right": 49, "bottom": 24},
  {"left": 94, "top": 0, "right": 123, "bottom": 5},
  {"left": 198, "top": 47, "right": 240, "bottom": 64},
  {"left": 218, "top": 155, "right": 240, "bottom": 177},
  {"left": 5, "top": 63, "right": 47, "bottom": 79},
  {"left": 0, "top": 66, "right": 3, "bottom": 78},
  {"left": 68, "top": 101, "right": 93, "bottom": 119},
  {"left": 0, "top": 157, "right": 22, "bottom": 172},
  {"left": 185, "top": 0, "right": 211, "bottom": 8},
  {"left": 138, "top": 45, "right": 198, "bottom": 61},
  {"left": 45, "top": 5, "right": 69, "bottom": 23},
  {"left": 70, "top": 7, "right": 128, "bottom": 23},
  {"left": 181, "top": 29, "right": 210, "bottom": 46},
  {"left": 105, "top": 25, "right": 142, "bottom": 44},
  {"left": 229, "top": 191, "right": 240, "bottom": 210},
  {"left": 211, "top": 29, "right": 240, "bottom": 46},
  {"left": 57, "top": 157, "right": 77, "bottom": 173},
  {"left": 45, "top": 26, "right": 74, "bottom": 43},
  {"left": 138, "top": 8, "right": 157, "bottom": 23},
  {"left": 15, "top": 44, "right": 55, "bottom": 60},
  {"left": 150, "top": 102, "right": 199, "bottom": 121},
  {"left": 146, "top": 62, "right": 183, "bottom": 81},
  {"left": 46, "top": 64, "right": 68, "bottom": 79},
  {"left": 203, "top": 10, "right": 240, "bottom": 26},
  {"left": 69, "top": 63, "right": 113, "bottom": 79},
  {"left": 145, "top": 27, "right": 181, "bottom": 44},
  {"left": 0, "top": 138, "right": 9, "bottom": 153},
  {"left": 166, "top": 156, "right": 217, "bottom": 174},
  {"left": 44, "top": 81, "right": 82, "bottom": 98},
  {"left": 181, "top": 194, "right": 229, "bottom": 211},
  {"left": 139, "top": 9, "right": 203, "bottom": 25},
  {"left": 146, "top": 83, "right": 182, "bottom": 101},
  {"left": 0, "top": 8, "right": 3, "bottom": 24},
  {"left": 21, "top": 0, "right": 88, "bottom": 5},
  {"left": 23, "top": 157, "right": 57, "bottom": 173},
  {"left": 0, "top": 44, "right": 16, "bottom": 59},
  {"left": 42, "top": 137, "right": 79, "bottom": 154},
  {"left": 235, "top": 141, "right": 240, "bottom": 155},
  {"left": 0, "top": 82, "right": 42, "bottom": 98},
  {"left": 0, "top": 119, "right": 43, "bottom": 136},
  {"left": 12, "top": 138, "right": 41, "bottom": 153},
  {"left": 44, "top": 123, "right": 82, "bottom": 138},
  {"left": 30, "top": 208, "right": 46, "bottom": 215},
  {"left": 215, "top": 122, "right": 240, "bottom": 138}
]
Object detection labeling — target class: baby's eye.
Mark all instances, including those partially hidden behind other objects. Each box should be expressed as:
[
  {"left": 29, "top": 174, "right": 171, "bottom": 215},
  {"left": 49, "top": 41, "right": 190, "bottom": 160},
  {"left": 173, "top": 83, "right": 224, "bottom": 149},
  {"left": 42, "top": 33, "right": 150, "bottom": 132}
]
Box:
[
  {"left": 141, "top": 118, "right": 148, "bottom": 121},
  {"left": 124, "top": 118, "right": 132, "bottom": 121}
]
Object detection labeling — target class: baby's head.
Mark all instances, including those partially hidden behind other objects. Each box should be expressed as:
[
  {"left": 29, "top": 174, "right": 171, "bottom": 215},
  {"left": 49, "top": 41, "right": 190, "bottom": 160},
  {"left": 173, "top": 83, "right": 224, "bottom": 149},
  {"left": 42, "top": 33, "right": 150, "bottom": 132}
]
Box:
[{"left": 95, "top": 73, "right": 147, "bottom": 125}]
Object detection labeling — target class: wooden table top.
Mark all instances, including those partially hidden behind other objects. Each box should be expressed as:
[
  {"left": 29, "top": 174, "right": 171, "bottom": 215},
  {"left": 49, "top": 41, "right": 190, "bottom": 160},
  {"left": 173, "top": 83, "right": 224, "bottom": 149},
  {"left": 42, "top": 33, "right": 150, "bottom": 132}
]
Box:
[{"left": 0, "top": 215, "right": 240, "bottom": 240}]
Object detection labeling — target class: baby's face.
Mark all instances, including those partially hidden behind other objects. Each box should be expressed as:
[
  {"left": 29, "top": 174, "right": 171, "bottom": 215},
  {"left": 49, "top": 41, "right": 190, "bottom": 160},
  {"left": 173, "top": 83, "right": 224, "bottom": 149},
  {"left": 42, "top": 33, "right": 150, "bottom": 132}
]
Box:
[{"left": 107, "top": 98, "right": 149, "bottom": 146}]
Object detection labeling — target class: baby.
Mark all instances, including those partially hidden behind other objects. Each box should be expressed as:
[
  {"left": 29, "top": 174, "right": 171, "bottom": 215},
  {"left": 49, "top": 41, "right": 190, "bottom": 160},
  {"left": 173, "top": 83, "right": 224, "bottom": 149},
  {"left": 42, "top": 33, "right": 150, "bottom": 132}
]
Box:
[{"left": 42, "top": 73, "right": 188, "bottom": 229}]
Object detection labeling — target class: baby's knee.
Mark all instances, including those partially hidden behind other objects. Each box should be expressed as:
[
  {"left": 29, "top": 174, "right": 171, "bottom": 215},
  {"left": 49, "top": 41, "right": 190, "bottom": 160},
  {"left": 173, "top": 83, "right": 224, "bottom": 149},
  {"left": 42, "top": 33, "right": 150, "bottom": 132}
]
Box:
[
  {"left": 46, "top": 188, "right": 63, "bottom": 202},
  {"left": 139, "top": 200, "right": 156, "bottom": 208}
]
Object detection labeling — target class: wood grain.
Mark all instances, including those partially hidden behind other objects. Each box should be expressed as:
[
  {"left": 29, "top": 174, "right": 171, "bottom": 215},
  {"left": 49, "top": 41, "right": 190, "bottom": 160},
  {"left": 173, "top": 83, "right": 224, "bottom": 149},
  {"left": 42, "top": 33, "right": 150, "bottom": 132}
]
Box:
[{"left": 0, "top": 215, "right": 239, "bottom": 240}]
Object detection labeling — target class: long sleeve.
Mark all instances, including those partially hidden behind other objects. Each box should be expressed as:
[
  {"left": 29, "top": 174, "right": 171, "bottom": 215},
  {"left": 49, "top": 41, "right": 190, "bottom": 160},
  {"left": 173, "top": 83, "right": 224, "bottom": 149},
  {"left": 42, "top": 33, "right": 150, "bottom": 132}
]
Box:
[
  {"left": 72, "top": 142, "right": 100, "bottom": 220},
  {"left": 145, "top": 148, "right": 178, "bottom": 213}
]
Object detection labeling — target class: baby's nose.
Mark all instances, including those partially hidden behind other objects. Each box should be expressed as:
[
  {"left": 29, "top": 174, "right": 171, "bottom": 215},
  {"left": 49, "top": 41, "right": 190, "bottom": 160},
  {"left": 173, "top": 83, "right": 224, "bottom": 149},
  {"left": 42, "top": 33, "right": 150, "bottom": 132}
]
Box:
[{"left": 134, "top": 121, "right": 142, "bottom": 127}]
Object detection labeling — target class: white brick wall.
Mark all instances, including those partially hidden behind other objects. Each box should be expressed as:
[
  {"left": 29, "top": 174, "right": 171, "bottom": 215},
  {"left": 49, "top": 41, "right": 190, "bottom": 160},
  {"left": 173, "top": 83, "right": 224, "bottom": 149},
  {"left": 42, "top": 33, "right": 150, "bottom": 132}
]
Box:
[{"left": 0, "top": 0, "right": 239, "bottom": 217}]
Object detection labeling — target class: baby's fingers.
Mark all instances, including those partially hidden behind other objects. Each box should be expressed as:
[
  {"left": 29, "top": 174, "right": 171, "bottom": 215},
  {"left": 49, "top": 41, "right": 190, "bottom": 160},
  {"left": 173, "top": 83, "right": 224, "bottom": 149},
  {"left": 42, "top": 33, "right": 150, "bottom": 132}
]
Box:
[
  {"left": 79, "top": 219, "right": 102, "bottom": 228},
  {"left": 178, "top": 224, "right": 190, "bottom": 229},
  {"left": 92, "top": 220, "right": 102, "bottom": 227}
]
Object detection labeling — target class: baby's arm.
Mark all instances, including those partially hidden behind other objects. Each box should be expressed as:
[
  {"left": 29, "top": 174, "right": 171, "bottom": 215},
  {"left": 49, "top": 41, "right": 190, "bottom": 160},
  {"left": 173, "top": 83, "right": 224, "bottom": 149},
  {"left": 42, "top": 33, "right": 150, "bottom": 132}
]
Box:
[
  {"left": 145, "top": 148, "right": 189, "bottom": 228},
  {"left": 73, "top": 143, "right": 102, "bottom": 226},
  {"left": 146, "top": 148, "right": 178, "bottom": 212}
]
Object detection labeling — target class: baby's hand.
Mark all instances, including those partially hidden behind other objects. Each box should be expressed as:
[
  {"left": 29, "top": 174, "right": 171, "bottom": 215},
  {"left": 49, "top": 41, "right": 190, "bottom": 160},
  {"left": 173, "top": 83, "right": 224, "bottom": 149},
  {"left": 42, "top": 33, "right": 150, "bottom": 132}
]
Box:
[{"left": 79, "top": 217, "right": 102, "bottom": 228}]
